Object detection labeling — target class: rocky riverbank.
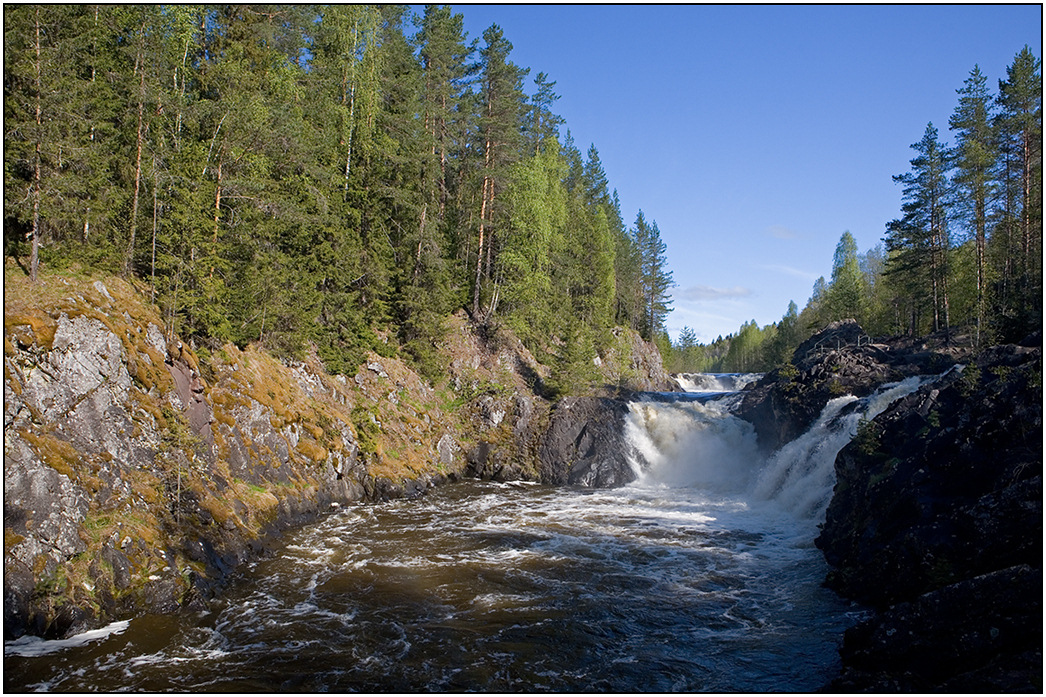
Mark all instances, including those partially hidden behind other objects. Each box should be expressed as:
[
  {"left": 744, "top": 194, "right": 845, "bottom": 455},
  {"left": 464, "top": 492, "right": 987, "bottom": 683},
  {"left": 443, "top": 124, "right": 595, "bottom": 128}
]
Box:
[
  {"left": 3, "top": 266, "right": 674, "bottom": 640},
  {"left": 816, "top": 338, "right": 1042, "bottom": 692},
  {"left": 732, "top": 319, "right": 1041, "bottom": 691}
]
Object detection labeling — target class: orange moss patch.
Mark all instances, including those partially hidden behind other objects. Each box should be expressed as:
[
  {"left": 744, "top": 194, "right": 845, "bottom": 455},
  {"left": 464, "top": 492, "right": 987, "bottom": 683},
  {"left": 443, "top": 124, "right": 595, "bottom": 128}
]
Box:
[
  {"left": 296, "top": 437, "right": 329, "bottom": 463},
  {"left": 20, "top": 429, "right": 83, "bottom": 480},
  {"left": 4, "top": 308, "right": 58, "bottom": 350}
]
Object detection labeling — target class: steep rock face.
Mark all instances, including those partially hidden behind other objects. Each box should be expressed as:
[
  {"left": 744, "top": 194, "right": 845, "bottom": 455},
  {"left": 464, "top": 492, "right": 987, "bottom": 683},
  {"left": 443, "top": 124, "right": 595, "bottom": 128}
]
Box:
[
  {"left": 736, "top": 320, "right": 963, "bottom": 452},
  {"left": 816, "top": 342, "right": 1042, "bottom": 691},
  {"left": 439, "top": 313, "right": 551, "bottom": 483},
  {"left": 537, "top": 397, "right": 637, "bottom": 487},
  {"left": 3, "top": 274, "right": 456, "bottom": 639},
  {"left": 594, "top": 326, "right": 679, "bottom": 393}
]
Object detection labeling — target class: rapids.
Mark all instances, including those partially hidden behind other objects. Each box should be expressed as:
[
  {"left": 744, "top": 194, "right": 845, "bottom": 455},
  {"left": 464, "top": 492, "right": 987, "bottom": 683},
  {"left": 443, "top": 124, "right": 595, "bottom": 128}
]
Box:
[{"left": 4, "top": 374, "right": 928, "bottom": 692}]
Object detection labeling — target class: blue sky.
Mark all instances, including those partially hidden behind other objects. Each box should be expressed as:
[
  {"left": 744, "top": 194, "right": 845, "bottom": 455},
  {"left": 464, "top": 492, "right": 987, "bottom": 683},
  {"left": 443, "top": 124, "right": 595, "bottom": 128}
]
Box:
[{"left": 425, "top": 4, "right": 1041, "bottom": 343}]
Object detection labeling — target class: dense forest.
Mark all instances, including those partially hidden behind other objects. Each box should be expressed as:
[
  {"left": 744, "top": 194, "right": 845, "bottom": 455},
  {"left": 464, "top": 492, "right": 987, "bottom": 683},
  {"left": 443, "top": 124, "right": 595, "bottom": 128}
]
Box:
[
  {"left": 4, "top": 5, "right": 674, "bottom": 393},
  {"left": 668, "top": 46, "right": 1042, "bottom": 374}
]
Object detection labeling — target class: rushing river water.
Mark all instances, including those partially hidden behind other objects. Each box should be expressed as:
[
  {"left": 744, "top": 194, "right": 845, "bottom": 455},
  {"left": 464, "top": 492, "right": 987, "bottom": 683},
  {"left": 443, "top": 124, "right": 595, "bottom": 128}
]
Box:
[{"left": 5, "top": 375, "right": 927, "bottom": 692}]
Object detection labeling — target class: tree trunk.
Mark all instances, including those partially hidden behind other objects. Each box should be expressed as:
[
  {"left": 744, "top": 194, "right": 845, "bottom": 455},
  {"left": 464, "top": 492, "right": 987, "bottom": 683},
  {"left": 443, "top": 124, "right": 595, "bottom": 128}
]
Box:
[
  {"left": 414, "top": 203, "right": 427, "bottom": 282},
  {"left": 126, "top": 34, "right": 147, "bottom": 276},
  {"left": 151, "top": 162, "right": 159, "bottom": 303},
  {"left": 343, "top": 20, "right": 359, "bottom": 193},
  {"left": 473, "top": 172, "right": 490, "bottom": 317},
  {"left": 975, "top": 197, "right": 985, "bottom": 346},
  {"left": 210, "top": 154, "right": 223, "bottom": 279},
  {"left": 1022, "top": 128, "right": 1032, "bottom": 274},
  {"left": 30, "top": 7, "right": 42, "bottom": 283}
]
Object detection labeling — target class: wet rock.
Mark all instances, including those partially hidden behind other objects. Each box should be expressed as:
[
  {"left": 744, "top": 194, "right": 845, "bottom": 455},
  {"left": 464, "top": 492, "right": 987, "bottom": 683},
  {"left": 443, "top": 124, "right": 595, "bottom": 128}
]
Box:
[
  {"left": 537, "top": 396, "right": 637, "bottom": 487},
  {"left": 829, "top": 565, "right": 1042, "bottom": 693}
]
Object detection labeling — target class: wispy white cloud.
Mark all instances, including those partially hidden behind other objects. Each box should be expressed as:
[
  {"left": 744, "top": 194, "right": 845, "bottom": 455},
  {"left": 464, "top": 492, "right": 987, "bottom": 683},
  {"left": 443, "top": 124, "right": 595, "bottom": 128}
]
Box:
[
  {"left": 756, "top": 264, "right": 820, "bottom": 281},
  {"left": 677, "top": 285, "right": 752, "bottom": 302},
  {"left": 766, "top": 225, "right": 801, "bottom": 240}
]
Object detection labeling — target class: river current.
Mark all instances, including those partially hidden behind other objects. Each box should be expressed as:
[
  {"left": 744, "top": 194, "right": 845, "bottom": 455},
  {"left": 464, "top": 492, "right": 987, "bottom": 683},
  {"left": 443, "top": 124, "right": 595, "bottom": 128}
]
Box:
[{"left": 5, "top": 374, "right": 926, "bottom": 692}]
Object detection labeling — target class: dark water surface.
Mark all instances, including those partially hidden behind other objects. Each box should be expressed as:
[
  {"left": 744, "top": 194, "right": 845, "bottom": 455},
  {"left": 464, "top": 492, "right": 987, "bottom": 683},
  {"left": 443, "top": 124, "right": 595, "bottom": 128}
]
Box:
[{"left": 5, "top": 479, "right": 861, "bottom": 692}]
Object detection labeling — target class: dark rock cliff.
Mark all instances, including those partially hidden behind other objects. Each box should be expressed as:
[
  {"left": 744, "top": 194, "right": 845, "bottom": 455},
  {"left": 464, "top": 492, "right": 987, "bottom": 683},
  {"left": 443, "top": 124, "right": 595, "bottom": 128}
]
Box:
[
  {"left": 537, "top": 396, "right": 638, "bottom": 487},
  {"left": 815, "top": 340, "right": 1042, "bottom": 691},
  {"left": 736, "top": 320, "right": 966, "bottom": 453}
]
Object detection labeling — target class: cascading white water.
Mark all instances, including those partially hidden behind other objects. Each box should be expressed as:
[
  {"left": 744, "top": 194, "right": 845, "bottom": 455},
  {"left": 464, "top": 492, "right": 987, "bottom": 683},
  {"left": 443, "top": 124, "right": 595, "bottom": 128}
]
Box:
[
  {"left": 626, "top": 398, "right": 762, "bottom": 492},
  {"left": 627, "top": 375, "right": 930, "bottom": 521},
  {"left": 674, "top": 372, "right": 763, "bottom": 394},
  {"left": 753, "top": 376, "right": 928, "bottom": 517}
]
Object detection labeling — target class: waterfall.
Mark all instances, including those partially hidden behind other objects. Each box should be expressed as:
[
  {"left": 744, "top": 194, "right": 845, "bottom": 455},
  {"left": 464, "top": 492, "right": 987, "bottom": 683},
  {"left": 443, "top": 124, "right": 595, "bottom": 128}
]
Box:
[
  {"left": 752, "top": 376, "right": 927, "bottom": 517},
  {"left": 625, "top": 375, "right": 930, "bottom": 520},
  {"left": 674, "top": 372, "right": 763, "bottom": 393},
  {"left": 625, "top": 397, "right": 762, "bottom": 491}
]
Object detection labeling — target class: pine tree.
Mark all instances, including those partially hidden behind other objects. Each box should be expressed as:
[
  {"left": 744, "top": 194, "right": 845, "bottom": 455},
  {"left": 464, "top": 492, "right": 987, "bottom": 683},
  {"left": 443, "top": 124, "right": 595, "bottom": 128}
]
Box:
[
  {"left": 993, "top": 46, "right": 1042, "bottom": 337},
  {"left": 885, "top": 122, "right": 952, "bottom": 335},
  {"left": 949, "top": 65, "right": 996, "bottom": 345},
  {"left": 417, "top": 4, "right": 475, "bottom": 225},
  {"left": 527, "top": 71, "right": 564, "bottom": 155}
]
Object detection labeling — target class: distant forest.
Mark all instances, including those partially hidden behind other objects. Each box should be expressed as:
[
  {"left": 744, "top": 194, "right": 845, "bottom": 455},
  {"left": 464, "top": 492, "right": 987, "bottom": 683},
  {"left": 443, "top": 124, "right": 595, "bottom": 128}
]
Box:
[
  {"left": 4, "top": 5, "right": 674, "bottom": 392},
  {"left": 670, "top": 46, "right": 1042, "bottom": 374}
]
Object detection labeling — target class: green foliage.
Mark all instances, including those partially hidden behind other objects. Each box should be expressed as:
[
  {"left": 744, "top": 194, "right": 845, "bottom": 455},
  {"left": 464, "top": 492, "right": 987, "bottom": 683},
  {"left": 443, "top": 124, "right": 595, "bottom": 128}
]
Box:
[
  {"left": 853, "top": 418, "right": 882, "bottom": 456},
  {"left": 547, "top": 321, "right": 599, "bottom": 398},
  {"left": 4, "top": 5, "right": 676, "bottom": 392},
  {"left": 351, "top": 405, "right": 380, "bottom": 455},
  {"left": 824, "top": 231, "right": 866, "bottom": 324},
  {"left": 631, "top": 211, "right": 674, "bottom": 341}
]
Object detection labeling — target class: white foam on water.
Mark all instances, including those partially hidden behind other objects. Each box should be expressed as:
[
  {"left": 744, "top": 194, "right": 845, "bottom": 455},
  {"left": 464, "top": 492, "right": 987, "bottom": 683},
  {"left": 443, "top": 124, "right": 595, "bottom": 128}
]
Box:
[
  {"left": 4, "top": 620, "right": 130, "bottom": 657},
  {"left": 674, "top": 372, "right": 763, "bottom": 393},
  {"left": 628, "top": 374, "right": 932, "bottom": 524}
]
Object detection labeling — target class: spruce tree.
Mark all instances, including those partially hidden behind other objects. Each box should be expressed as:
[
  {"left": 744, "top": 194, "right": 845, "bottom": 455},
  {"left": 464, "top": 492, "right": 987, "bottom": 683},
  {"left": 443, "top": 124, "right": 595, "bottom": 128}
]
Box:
[
  {"left": 631, "top": 211, "right": 674, "bottom": 340},
  {"left": 825, "top": 231, "right": 865, "bottom": 323}
]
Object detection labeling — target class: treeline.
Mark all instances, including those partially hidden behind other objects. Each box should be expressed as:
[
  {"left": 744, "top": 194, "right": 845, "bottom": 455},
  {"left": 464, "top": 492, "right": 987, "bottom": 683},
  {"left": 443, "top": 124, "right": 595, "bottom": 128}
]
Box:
[
  {"left": 4, "top": 5, "right": 673, "bottom": 390},
  {"left": 668, "top": 47, "right": 1042, "bottom": 374}
]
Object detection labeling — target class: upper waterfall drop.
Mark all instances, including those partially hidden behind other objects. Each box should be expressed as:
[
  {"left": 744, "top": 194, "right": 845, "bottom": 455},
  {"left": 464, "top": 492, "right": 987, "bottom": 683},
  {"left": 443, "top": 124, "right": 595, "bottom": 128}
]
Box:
[
  {"left": 674, "top": 372, "right": 763, "bottom": 394},
  {"left": 624, "top": 373, "right": 933, "bottom": 520}
]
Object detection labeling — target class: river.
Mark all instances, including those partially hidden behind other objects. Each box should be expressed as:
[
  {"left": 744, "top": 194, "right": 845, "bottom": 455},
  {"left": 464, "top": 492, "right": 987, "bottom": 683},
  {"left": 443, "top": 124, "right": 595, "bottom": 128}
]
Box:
[{"left": 5, "top": 374, "right": 925, "bottom": 692}]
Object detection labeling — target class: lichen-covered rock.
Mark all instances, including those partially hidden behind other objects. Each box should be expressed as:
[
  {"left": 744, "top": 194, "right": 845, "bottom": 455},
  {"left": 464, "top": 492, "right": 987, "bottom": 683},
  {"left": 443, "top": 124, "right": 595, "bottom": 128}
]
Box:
[{"left": 4, "top": 275, "right": 372, "bottom": 640}]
